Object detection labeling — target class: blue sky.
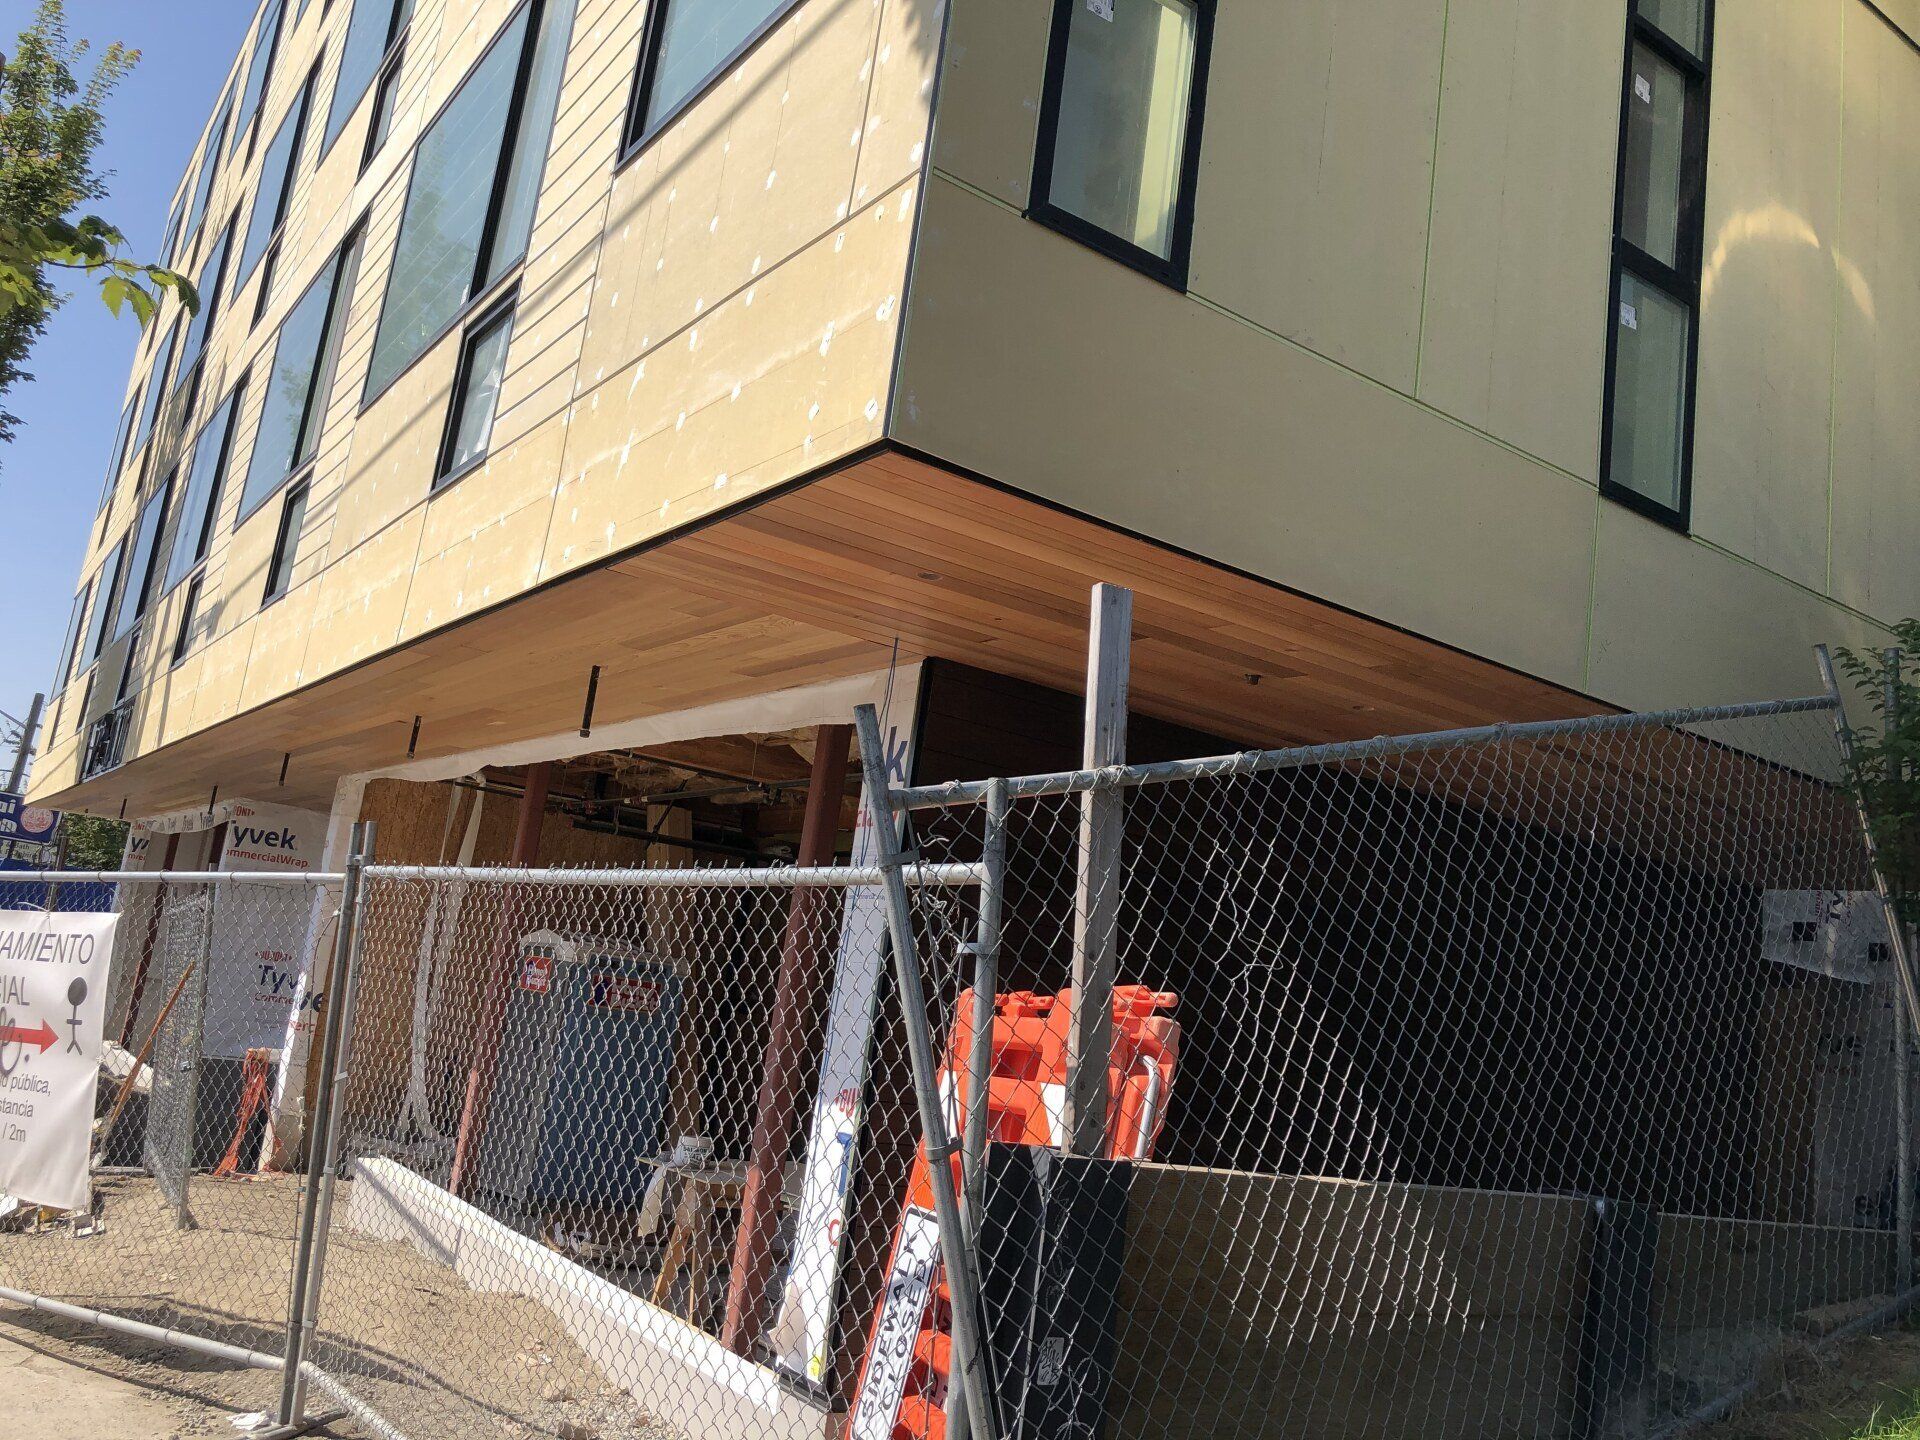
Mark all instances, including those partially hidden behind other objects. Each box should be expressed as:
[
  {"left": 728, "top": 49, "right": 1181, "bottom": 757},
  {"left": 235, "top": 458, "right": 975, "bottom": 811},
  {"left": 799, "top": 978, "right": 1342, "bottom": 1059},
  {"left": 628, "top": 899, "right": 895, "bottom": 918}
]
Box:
[{"left": 0, "top": 1, "right": 251, "bottom": 774}]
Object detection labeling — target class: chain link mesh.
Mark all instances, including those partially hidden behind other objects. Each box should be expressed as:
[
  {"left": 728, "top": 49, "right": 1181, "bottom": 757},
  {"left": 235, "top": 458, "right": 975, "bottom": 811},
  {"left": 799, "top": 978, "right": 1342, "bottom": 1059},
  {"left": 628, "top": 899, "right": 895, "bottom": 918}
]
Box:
[
  {"left": 0, "top": 697, "right": 1909, "bottom": 1440},
  {"left": 0, "top": 873, "right": 333, "bottom": 1408},
  {"left": 907, "top": 701, "right": 1905, "bottom": 1440},
  {"left": 307, "top": 868, "right": 977, "bottom": 1440}
]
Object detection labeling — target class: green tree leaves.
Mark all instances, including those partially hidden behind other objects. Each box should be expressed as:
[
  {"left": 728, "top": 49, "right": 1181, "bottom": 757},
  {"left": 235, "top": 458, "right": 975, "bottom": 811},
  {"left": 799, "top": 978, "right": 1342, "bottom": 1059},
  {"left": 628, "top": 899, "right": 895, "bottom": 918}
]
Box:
[{"left": 0, "top": 2, "right": 197, "bottom": 448}]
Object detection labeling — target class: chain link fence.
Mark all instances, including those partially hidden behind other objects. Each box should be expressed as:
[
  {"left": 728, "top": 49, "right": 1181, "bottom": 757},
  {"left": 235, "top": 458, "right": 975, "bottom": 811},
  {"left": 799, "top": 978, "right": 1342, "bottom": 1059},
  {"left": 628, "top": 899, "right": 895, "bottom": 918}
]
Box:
[
  {"left": 0, "top": 871, "right": 337, "bottom": 1398},
  {"left": 301, "top": 862, "right": 980, "bottom": 1440},
  {"left": 0, "top": 689, "right": 1912, "bottom": 1440},
  {"left": 900, "top": 694, "right": 1912, "bottom": 1440}
]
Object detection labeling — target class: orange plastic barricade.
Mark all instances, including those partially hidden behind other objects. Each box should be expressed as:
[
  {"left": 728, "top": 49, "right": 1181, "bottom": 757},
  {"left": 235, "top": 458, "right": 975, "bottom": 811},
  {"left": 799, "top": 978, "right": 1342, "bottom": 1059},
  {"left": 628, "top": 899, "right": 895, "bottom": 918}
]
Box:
[{"left": 847, "top": 986, "right": 1178, "bottom": 1440}]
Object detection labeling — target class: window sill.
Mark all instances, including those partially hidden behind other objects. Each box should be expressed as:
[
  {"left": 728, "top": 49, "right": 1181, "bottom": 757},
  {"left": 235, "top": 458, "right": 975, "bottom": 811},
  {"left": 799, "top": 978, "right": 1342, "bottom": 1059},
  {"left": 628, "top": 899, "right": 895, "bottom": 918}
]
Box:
[
  {"left": 358, "top": 262, "right": 524, "bottom": 417},
  {"left": 1599, "top": 479, "right": 1690, "bottom": 534},
  {"left": 615, "top": 0, "right": 808, "bottom": 176},
  {"left": 430, "top": 449, "right": 491, "bottom": 496},
  {"left": 233, "top": 456, "right": 316, "bottom": 534},
  {"left": 1026, "top": 201, "right": 1190, "bottom": 293}
]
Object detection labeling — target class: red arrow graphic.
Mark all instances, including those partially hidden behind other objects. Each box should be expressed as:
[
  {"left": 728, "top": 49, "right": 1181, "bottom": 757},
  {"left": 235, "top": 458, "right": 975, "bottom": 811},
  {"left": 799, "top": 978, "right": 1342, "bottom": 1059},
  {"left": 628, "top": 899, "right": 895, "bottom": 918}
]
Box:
[{"left": 0, "top": 1020, "right": 57, "bottom": 1054}]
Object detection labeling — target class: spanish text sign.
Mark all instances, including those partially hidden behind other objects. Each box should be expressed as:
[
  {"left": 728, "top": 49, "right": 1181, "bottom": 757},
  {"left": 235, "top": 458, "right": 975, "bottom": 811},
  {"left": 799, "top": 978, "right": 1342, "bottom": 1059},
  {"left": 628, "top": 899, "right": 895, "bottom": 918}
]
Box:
[{"left": 0, "top": 910, "right": 116, "bottom": 1211}]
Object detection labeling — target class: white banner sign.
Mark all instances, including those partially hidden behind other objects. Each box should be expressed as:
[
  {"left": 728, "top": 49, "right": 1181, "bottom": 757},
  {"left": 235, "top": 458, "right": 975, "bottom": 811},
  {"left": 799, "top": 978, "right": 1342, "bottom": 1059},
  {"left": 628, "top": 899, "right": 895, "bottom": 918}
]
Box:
[
  {"left": 773, "top": 665, "right": 924, "bottom": 1384},
  {"left": 207, "top": 801, "right": 328, "bottom": 1059},
  {"left": 1762, "top": 889, "right": 1892, "bottom": 986},
  {"left": 0, "top": 910, "right": 117, "bottom": 1211}
]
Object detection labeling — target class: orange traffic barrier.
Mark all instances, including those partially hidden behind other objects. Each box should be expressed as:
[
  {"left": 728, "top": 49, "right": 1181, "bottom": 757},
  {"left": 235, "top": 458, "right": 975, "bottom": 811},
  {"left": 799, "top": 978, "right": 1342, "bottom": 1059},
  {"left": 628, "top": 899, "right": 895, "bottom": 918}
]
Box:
[{"left": 848, "top": 986, "right": 1179, "bottom": 1440}]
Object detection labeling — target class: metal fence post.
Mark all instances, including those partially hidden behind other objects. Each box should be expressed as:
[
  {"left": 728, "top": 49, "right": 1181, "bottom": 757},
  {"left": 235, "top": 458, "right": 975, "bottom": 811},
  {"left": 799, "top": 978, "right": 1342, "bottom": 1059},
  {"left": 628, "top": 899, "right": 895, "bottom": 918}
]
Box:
[
  {"left": 854, "top": 704, "right": 999, "bottom": 1440},
  {"left": 1817, "top": 645, "right": 1920, "bottom": 1048},
  {"left": 947, "top": 776, "right": 1008, "bottom": 1440},
  {"left": 279, "top": 822, "right": 372, "bottom": 1427},
  {"left": 1888, "top": 650, "right": 1913, "bottom": 1288}
]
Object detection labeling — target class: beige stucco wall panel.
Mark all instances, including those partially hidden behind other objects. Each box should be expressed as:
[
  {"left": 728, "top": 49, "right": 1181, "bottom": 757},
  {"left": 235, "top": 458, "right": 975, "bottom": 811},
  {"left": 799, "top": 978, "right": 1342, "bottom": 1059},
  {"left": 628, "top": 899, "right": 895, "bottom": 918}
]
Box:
[
  {"left": 923, "top": 0, "right": 1045, "bottom": 205},
  {"left": 401, "top": 415, "right": 570, "bottom": 640},
  {"left": 327, "top": 333, "right": 461, "bottom": 561},
  {"left": 1689, "top": 0, "right": 1844, "bottom": 592},
  {"left": 850, "top": 0, "right": 944, "bottom": 208},
  {"left": 893, "top": 178, "right": 1593, "bottom": 690},
  {"left": 1190, "top": 0, "right": 1445, "bottom": 391},
  {"left": 1587, "top": 503, "right": 1887, "bottom": 708},
  {"left": 238, "top": 581, "right": 323, "bottom": 713},
  {"left": 298, "top": 508, "right": 428, "bottom": 681},
  {"left": 1416, "top": 0, "right": 1622, "bottom": 481},
  {"left": 1828, "top": 12, "right": 1920, "bottom": 620},
  {"left": 577, "top": 0, "right": 886, "bottom": 394},
  {"left": 546, "top": 180, "right": 912, "bottom": 580}
]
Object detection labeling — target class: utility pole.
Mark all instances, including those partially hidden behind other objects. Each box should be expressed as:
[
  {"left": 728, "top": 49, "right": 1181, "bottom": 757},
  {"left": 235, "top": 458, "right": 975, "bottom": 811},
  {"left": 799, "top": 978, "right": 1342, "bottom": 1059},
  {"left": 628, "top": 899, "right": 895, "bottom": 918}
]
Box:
[{"left": 6, "top": 692, "right": 44, "bottom": 793}]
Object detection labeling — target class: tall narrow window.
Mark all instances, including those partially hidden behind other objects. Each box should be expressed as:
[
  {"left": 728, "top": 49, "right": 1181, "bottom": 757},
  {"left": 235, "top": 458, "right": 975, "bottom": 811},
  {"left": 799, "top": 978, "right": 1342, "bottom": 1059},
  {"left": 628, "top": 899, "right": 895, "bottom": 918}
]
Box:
[
  {"left": 172, "top": 573, "right": 206, "bottom": 664},
  {"left": 625, "top": 0, "right": 798, "bottom": 150},
  {"left": 54, "top": 581, "right": 91, "bottom": 692},
  {"left": 436, "top": 292, "right": 515, "bottom": 482},
  {"left": 130, "top": 320, "right": 184, "bottom": 460},
  {"left": 1030, "top": 0, "right": 1213, "bottom": 289},
  {"left": 101, "top": 387, "right": 141, "bottom": 507},
  {"left": 114, "top": 480, "right": 173, "bottom": 639},
  {"left": 1600, "top": 0, "right": 1712, "bottom": 527},
  {"left": 160, "top": 191, "right": 187, "bottom": 269},
  {"left": 181, "top": 91, "right": 235, "bottom": 253},
  {"left": 236, "top": 69, "right": 319, "bottom": 292},
  {"left": 361, "top": 40, "right": 407, "bottom": 171},
  {"left": 324, "top": 0, "right": 413, "bottom": 156},
  {"left": 233, "top": 0, "right": 287, "bottom": 155},
  {"left": 263, "top": 481, "right": 310, "bottom": 603},
  {"left": 80, "top": 540, "right": 126, "bottom": 671},
  {"left": 237, "top": 232, "right": 363, "bottom": 522},
  {"left": 363, "top": 0, "right": 574, "bottom": 400},
  {"left": 165, "top": 381, "right": 246, "bottom": 593},
  {"left": 178, "top": 214, "right": 236, "bottom": 380}
]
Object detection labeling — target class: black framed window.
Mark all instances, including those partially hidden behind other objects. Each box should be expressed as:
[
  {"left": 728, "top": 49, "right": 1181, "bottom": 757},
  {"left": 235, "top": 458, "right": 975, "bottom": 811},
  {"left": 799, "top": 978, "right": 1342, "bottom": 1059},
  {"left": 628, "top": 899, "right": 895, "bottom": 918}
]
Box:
[
  {"left": 233, "top": 0, "right": 288, "bottom": 156},
  {"left": 237, "top": 229, "right": 363, "bottom": 523},
  {"left": 181, "top": 91, "right": 235, "bottom": 255},
  {"left": 1029, "top": 0, "right": 1213, "bottom": 290},
  {"left": 361, "top": 38, "right": 407, "bottom": 172},
  {"left": 263, "top": 480, "right": 310, "bottom": 603},
  {"left": 1600, "top": 0, "right": 1712, "bottom": 529},
  {"left": 160, "top": 191, "right": 187, "bottom": 270},
  {"left": 113, "top": 478, "right": 173, "bottom": 640},
  {"left": 363, "top": 0, "right": 573, "bottom": 402},
  {"left": 323, "top": 0, "right": 413, "bottom": 156},
  {"left": 171, "top": 573, "right": 205, "bottom": 665},
  {"left": 436, "top": 291, "right": 516, "bottom": 483},
  {"left": 178, "top": 212, "right": 237, "bottom": 381},
  {"left": 165, "top": 380, "right": 246, "bottom": 593},
  {"left": 623, "top": 0, "right": 799, "bottom": 154},
  {"left": 100, "top": 387, "right": 141, "bottom": 509},
  {"left": 79, "top": 539, "right": 126, "bottom": 672},
  {"left": 54, "top": 580, "right": 91, "bottom": 693},
  {"left": 236, "top": 67, "right": 320, "bottom": 293},
  {"left": 130, "top": 319, "right": 184, "bottom": 460}
]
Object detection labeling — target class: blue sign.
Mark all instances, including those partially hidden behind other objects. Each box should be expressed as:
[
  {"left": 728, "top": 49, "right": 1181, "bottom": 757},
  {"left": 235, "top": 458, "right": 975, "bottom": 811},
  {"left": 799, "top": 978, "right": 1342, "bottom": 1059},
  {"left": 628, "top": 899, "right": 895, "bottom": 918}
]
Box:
[{"left": 0, "top": 793, "right": 58, "bottom": 844}]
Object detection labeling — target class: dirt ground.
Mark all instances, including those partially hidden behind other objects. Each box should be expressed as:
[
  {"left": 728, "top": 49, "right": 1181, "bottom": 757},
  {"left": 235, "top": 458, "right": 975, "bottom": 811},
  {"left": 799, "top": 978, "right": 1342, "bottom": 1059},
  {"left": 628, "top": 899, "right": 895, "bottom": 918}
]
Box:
[
  {"left": 0, "top": 1170, "right": 681, "bottom": 1440},
  {"left": 0, "top": 1321, "right": 240, "bottom": 1439},
  {"left": 1695, "top": 1324, "right": 1920, "bottom": 1439}
]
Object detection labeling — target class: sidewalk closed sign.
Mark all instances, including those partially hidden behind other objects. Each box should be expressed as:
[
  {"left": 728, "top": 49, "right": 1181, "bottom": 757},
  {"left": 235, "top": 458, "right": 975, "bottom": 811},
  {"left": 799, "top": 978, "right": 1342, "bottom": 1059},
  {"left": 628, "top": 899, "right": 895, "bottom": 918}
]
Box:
[{"left": 0, "top": 910, "right": 116, "bottom": 1211}]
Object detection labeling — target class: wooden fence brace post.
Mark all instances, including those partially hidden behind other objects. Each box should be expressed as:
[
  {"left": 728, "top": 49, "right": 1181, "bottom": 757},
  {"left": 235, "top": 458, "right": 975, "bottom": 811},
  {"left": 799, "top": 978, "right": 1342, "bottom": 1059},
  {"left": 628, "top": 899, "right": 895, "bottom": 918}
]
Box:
[{"left": 1064, "top": 583, "right": 1131, "bottom": 1157}]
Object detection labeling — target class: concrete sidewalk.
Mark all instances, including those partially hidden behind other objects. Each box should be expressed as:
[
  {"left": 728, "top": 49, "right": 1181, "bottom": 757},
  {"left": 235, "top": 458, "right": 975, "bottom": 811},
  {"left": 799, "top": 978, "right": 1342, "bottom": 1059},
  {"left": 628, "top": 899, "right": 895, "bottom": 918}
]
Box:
[{"left": 0, "top": 1325, "right": 224, "bottom": 1439}]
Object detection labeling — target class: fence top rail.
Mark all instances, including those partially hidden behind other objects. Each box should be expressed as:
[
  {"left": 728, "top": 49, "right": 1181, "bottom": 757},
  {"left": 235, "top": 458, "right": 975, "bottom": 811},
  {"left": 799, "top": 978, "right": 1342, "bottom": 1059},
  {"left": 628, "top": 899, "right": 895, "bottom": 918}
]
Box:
[
  {"left": 0, "top": 869, "right": 347, "bottom": 885},
  {"left": 359, "top": 861, "right": 984, "bottom": 888},
  {"left": 892, "top": 693, "right": 1841, "bottom": 810}
]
